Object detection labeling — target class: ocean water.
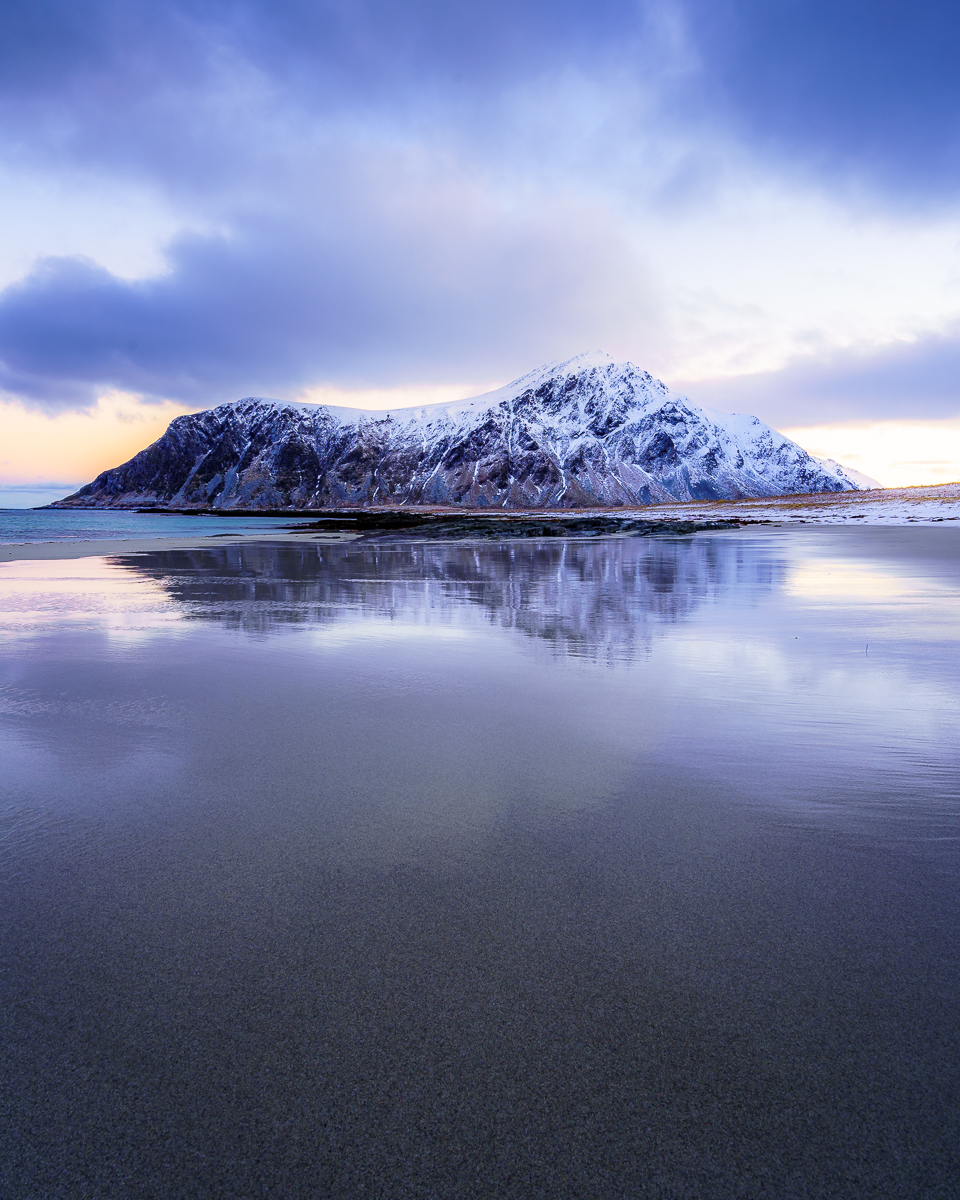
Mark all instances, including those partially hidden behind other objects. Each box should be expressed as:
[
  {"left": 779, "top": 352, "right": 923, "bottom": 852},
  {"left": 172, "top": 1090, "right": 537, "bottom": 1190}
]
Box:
[
  {"left": 0, "top": 507, "right": 315, "bottom": 544},
  {"left": 1, "top": 528, "right": 959, "bottom": 1198}
]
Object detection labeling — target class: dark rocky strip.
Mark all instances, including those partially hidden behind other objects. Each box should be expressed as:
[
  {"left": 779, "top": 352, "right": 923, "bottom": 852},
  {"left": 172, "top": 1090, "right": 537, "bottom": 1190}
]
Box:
[{"left": 279, "top": 511, "right": 741, "bottom": 539}]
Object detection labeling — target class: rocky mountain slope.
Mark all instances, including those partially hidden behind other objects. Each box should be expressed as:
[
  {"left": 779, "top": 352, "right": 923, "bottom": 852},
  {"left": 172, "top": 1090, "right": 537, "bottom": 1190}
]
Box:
[{"left": 53, "top": 352, "right": 873, "bottom": 510}]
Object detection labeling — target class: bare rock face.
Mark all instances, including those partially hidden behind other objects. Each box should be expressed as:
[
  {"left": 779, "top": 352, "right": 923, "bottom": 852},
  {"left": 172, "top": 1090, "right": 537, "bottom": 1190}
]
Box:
[{"left": 52, "top": 352, "right": 870, "bottom": 509}]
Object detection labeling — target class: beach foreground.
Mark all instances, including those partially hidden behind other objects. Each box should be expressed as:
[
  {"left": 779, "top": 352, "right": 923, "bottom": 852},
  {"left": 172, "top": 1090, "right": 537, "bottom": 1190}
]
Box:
[{"left": 1, "top": 527, "right": 959, "bottom": 1197}]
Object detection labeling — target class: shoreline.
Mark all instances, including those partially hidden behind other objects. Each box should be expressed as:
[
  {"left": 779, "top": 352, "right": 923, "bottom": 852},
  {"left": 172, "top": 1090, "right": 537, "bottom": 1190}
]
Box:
[
  {"left": 4, "top": 518, "right": 960, "bottom": 566},
  {"left": 4, "top": 482, "right": 960, "bottom": 563}
]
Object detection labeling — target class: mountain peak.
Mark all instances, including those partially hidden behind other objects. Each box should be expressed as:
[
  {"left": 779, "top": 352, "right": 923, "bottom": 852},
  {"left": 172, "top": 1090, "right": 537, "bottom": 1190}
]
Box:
[
  {"left": 505, "top": 349, "right": 620, "bottom": 391},
  {"left": 53, "top": 353, "right": 870, "bottom": 510},
  {"left": 547, "top": 349, "right": 616, "bottom": 371}
]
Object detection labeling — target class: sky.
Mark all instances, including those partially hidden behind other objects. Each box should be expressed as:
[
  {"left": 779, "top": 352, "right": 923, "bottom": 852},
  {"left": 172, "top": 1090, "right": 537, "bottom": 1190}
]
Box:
[{"left": 3, "top": 0, "right": 960, "bottom": 504}]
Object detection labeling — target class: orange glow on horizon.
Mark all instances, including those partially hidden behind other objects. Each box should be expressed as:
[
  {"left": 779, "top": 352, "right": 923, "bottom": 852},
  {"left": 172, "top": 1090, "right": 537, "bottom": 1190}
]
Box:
[
  {"left": 783, "top": 419, "right": 960, "bottom": 489},
  {"left": 0, "top": 394, "right": 195, "bottom": 487}
]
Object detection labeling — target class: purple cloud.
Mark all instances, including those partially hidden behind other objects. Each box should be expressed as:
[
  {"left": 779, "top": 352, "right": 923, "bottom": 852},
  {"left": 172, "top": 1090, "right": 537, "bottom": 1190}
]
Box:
[
  {"left": 0, "top": 207, "right": 659, "bottom": 411},
  {"left": 2, "top": 0, "right": 960, "bottom": 421},
  {"left": 679, "top": 334, "right": 960, "bottom": 426}
]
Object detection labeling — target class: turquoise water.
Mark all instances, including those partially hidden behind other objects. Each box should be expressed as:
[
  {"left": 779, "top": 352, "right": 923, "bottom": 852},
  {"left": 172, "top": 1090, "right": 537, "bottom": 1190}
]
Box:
[{"left": 0, "top": 507, "right": 313, "bottom": 544}]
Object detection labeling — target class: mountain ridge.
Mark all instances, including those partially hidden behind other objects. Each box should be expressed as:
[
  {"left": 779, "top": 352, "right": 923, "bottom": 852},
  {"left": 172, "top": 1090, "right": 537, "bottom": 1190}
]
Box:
[{"left": 52, "top": 352, "right": 875, "bottom": 510}]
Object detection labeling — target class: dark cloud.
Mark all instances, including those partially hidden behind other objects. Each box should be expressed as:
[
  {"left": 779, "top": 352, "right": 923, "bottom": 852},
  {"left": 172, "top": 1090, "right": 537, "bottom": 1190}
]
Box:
[
  {"left": 0, "top": 0, "right": 644, "bottom": 153},
  {"left": 0, "top": 0, "right": 641, "bottom": 95},
  {"left": 0, "top": 1, "right": 681, "bottom": 265},
  {"left": 678, "top": 334, "right": 960, "bottom": 427},
  {"left": 682, "top": 0, "right": 960, "bottom": 201},
  {"left": 3, "top": 1, "right": 957, "bottom": 196},
  {"left": 1, "top": 0, "right": 959, "bottom": 417},
  {"left": 0, "top": 0, "right": 666, "bottom": 416},
  {"left": 0, "top": 204, "right": 658, "bottom": 412}
]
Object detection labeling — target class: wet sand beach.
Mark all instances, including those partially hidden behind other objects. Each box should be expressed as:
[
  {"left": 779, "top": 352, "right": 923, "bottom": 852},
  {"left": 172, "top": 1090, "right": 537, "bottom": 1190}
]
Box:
[
  {"left": 0, "top": 529, "right": 361, "bottom": 563},
  {"left": 2, "top": 526, "right": 959, "bottom": 1197}
]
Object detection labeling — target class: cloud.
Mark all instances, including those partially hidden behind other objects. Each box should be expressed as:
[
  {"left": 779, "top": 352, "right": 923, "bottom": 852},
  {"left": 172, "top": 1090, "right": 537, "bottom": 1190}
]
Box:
[
  {"left": 675, "top": 332, "right": 960, "bottom": 426},
  {"left": 674, "top": 0, "right": 960, "bottom": 202},
  {"left": 2, "top": 0, "right": 960, "bottom": 422},
  {"left": 0, "top": 180, "right": 660, "bottom": 412},
  {"left": 3, "top": 1, "right": 956, "bottom": 202},
  {"left": 0, "top": 0, "right": 683, "bottom": 414}
]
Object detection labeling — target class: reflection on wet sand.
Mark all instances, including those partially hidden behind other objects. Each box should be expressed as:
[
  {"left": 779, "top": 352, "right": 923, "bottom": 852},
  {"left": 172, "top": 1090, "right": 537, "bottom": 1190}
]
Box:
[
  {"left": 2, "top": 529, "right": 960, "bottom": 1198},
  {"left": 114, "top": 535, "right": 787, "bottom": 659}
]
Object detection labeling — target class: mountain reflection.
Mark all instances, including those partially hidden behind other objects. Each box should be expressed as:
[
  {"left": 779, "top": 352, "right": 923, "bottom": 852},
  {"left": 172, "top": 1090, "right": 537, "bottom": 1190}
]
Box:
[{"left": 113, "top": 536, "right": 786, "bottom": 660}]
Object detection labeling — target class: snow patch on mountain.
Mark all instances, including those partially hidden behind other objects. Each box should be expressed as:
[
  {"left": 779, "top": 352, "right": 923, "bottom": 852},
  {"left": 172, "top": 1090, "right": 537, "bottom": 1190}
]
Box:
[{"left": 54, "top": 352, "right": 875, "bottom": 510}]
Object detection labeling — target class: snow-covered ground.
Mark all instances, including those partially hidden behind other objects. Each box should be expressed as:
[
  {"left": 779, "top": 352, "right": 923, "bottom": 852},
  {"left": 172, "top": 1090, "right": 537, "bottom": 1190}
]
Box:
[{"left": 590, "top": 482, "right": 960, "bottom": 525}]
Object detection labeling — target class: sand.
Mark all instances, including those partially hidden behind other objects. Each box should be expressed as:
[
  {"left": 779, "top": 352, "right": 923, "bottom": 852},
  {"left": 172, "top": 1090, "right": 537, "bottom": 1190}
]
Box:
[
  {"left": 0, "top": 529, "right": 361, "bottom": 563},
  {"left": 2, "top": 527, "right": 959, "bottom": 1196}
]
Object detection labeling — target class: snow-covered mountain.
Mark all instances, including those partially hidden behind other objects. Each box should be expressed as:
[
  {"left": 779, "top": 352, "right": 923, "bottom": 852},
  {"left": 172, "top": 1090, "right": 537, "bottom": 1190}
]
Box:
[{"left": 53, "top": 351, "right": 874, "bottom": 509}]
